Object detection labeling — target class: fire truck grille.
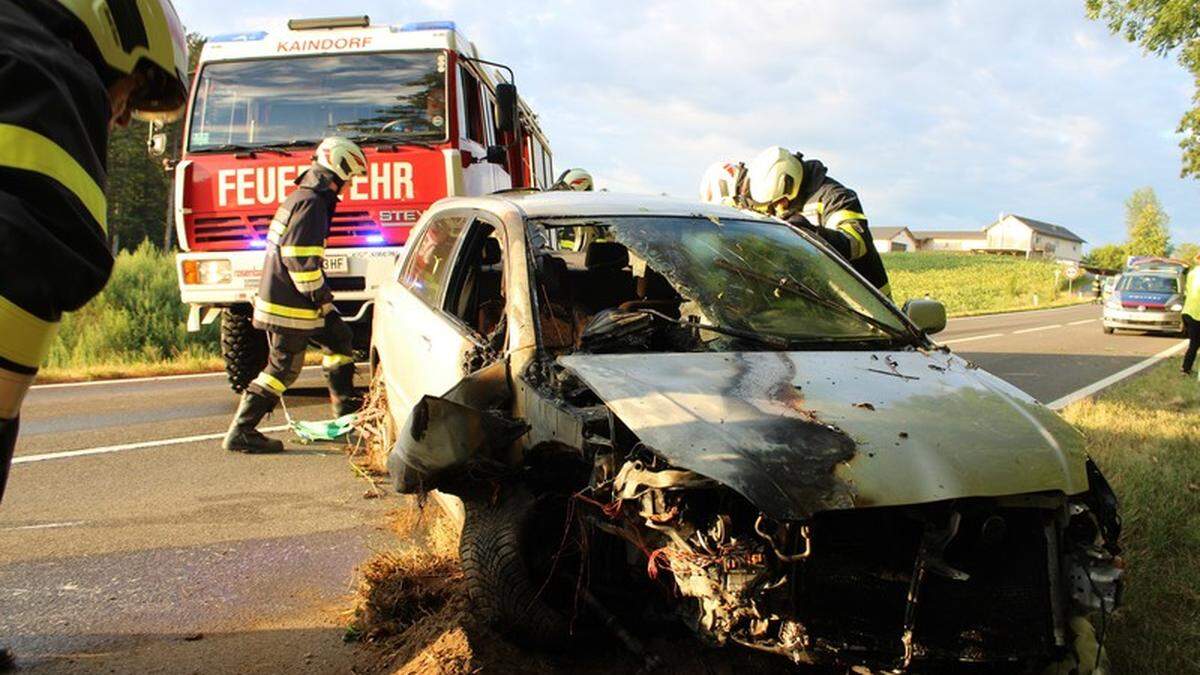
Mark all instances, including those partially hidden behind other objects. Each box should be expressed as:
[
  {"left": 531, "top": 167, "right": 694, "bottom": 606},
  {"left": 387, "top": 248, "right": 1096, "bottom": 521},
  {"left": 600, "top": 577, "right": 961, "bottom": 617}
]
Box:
[{"left": 191, "top": 211, "right": 389, "bottom": 247}]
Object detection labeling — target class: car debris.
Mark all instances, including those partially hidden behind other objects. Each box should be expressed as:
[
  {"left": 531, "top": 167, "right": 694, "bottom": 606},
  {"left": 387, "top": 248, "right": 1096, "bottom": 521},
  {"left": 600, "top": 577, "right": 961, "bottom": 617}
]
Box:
[{"left": 372, "top": 192, "right": 1122, "bottom": 673}]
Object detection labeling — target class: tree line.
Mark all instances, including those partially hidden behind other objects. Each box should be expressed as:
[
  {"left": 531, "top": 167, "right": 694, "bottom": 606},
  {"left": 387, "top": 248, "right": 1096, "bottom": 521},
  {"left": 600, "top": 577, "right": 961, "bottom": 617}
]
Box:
[{"left": 1083, "top": 186, "right": 1197, "bottom": 271}]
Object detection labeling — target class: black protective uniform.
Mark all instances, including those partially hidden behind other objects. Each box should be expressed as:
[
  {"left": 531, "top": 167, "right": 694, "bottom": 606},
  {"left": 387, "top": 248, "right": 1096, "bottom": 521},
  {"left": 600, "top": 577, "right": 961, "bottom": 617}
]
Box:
[
  {"left": 0, "top": 1, "right": 113, "bottom": 496},
  {"left": 224, "top": 167, "right": 357, "bottom": 453},
  {"left": 783, "top": 157, "right": 891, "bottom": 298}
]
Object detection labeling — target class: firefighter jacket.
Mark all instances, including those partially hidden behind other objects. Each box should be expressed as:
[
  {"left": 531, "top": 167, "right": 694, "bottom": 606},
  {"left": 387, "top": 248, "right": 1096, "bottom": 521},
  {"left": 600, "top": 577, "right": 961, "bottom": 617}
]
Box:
[
  {"left": 252, "top": 168, "right": 339, "bottom": 335},
  {"left": 0, "top": 1, "right": 112, "bottom": 415},
  {"left": 784, "top": 158, "right": 891, "bottom": 298}
]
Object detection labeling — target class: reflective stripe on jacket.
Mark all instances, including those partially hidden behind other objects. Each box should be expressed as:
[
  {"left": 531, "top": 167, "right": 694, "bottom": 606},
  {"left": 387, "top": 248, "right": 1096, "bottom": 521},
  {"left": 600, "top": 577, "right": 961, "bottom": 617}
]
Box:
[
  {"left": 0, "top": 1, "right": 111, "bottom": 379},
  {"left": 252, "top": 168, "right": 338, "bottom": 334}
]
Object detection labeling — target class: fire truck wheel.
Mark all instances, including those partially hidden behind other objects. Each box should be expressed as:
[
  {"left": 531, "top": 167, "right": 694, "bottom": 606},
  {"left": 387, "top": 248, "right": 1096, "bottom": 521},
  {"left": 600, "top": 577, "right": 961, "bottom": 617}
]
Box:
[{"left": 221, "top": 308, "right": 269, "bottom": 393}]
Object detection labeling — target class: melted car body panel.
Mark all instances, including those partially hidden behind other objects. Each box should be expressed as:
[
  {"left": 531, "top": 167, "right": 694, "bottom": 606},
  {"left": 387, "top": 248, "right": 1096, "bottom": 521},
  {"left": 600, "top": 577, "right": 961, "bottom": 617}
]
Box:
[{"left": 559, "top": 349, "right": 1088, "bottom": 519}]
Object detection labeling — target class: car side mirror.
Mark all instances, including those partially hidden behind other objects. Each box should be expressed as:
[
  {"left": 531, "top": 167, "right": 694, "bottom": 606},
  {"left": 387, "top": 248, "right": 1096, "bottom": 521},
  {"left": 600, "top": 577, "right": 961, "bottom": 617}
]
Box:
[
  {"left": 485, "top": 145, "right": 507, "bottom": 165},
  {"left": 903, "top": 299, "right": 947, "bottom": 335},
  {"left": 495, "top": 83, "right": 518, "bottom": 134}
]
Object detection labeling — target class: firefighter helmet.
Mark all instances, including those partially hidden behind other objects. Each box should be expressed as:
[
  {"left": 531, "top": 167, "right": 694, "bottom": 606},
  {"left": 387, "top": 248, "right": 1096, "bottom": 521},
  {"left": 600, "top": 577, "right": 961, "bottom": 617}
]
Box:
[
  {"left": 314, "top": 137, "right": 368, "bottom": 183},
  {"left": 54, "top": 0, "right": 190, "bottom": 121},
  {"left": 746, "top": 146, "right": 804, "bottom": 210},
  {"left": 554, "top": 168, "right": 594, "bottom": 191},
  {"left": 698, "top": 161, "right": 744, "bottom": 206}
]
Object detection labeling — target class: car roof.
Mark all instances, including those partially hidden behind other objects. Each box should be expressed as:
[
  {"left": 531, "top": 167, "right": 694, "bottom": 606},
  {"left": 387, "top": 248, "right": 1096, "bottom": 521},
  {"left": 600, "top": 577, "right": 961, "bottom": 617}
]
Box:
[{"left": 449, "top": 190, "right": 776, "bottom": 222}]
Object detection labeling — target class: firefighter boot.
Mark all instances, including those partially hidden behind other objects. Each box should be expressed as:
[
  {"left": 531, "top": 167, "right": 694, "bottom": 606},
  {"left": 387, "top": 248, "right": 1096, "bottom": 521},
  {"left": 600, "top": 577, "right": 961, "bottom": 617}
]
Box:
[
  {"left": 325, "top": 364, "right": 361, "bottom": 417},
  {"left": 222, "top": 392, "right": 284, "bottom": 454}
]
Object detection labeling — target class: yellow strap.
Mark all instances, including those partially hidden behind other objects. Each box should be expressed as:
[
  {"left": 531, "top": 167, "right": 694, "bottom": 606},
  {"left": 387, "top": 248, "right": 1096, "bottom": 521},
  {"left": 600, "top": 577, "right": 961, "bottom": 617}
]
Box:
[
  {"left": 838, "top": 223, "right": 869, "bottom": 260},
  {"left": 252, "top": 372, "right": 287, "bottom": 395},
  {"left": 0, "top": 124, "right": 107, "bottom": 232},
  {"left": 280, "top": 245, "right": 325, "bottom": 258},
  {"left": 288, "top": 269, "right": 323, "bottom": 283},
  {"left": 825, "top": 209, "right": 867, "bottom": 229},
  {"left": 322, "top": 353, "right": 355, "bottom": 369},
  {"left": 0, "top": 295, "right": 59, "bottom": 369},
  {"left": 253, "top": 297, "right": 321, "bottom": 320}
]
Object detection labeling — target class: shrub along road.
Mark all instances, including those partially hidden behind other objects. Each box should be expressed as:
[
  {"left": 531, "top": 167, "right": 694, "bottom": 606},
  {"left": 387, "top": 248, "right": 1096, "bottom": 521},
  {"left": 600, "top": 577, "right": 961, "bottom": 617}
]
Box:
[{"left": 0, "top": 304, "right": 1186, "bottom": 671}]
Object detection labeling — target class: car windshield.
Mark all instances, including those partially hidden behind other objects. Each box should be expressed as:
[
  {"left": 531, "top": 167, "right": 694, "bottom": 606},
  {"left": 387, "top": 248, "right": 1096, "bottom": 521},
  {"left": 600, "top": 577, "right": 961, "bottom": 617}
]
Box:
[
  {"left": 1117, "top": 275, "right": 1178, "bottom": 293},
  {"left": 187, "top": 51, "right": 446, "bottom": 152},
  {"left": 533, "top": 216, "right": 908, "bottom": 344}
]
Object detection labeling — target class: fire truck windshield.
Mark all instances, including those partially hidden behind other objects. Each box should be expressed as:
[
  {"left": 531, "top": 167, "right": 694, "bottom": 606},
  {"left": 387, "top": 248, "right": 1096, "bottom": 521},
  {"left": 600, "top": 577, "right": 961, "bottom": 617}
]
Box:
[{"left": 187, "top": 51, "right": 447, "bottom": 152}]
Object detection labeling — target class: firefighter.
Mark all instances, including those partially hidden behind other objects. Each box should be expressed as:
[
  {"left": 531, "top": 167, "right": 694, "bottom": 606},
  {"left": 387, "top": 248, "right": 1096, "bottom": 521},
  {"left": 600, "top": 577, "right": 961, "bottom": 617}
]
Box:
[
  {"left": 1182, "top": 254, "right": 1200, "bottom": 376},
  {"left": 698, "top": 161, "right": 747, "bottom": 207},
  {"left": 552, "top": 168, "right": 593, "bottom": 191},
  {"left": 0, "top": 0, "right": 188, "bottom": 666},
  {"left": 745, "top": 146, "right": 892, "bottom": 298},
  {"left": 222, "top": 137, "right": 369, "bottom": 454}
]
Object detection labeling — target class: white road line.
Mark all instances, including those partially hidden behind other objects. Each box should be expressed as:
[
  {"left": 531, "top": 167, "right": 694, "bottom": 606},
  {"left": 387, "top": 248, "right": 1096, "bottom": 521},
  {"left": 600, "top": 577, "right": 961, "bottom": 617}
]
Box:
[
  {"left": 1012, "top": 324, "right": 1063, "bottom": 335},
  {"left": 1, "top": 521, "right": 86, "bottom": 532},
  {"left": 1067, "top": 319, "right": 1097, "bottom": 326},
  {"left": 948, "top": 304, "right": 1094, "bottom": 322},
  {"left": 1048, "top": 340, "right": 1189, "bottom": 410},
  {"left": 939, "top": 333, "right": 1004, "bottom": 345},
  {"left": 12, "top": 424, "right": 291, "bottom": 465}
]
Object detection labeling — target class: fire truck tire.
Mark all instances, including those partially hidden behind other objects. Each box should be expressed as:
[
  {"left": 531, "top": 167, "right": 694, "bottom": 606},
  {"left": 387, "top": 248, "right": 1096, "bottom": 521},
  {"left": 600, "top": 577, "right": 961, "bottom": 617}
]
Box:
[{"left": 220, "top": 308, "right": 269, "bottom": 393}]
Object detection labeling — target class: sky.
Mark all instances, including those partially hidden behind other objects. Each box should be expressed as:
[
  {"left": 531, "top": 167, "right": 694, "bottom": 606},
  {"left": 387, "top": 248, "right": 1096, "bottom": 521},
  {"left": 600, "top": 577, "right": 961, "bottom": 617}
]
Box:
[{"left": 173, "top": 0, "right": 1200, "bottom": 249}]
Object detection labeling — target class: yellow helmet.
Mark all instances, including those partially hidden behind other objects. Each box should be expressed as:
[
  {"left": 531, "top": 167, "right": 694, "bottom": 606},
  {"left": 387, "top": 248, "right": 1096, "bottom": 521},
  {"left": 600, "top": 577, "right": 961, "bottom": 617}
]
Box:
[
  {"left": 54, "top": 0, "right": 190, "bottom": 121},
  {"left": 315, "top": 137, "right": 368, "bottom": 183},
  {"left": 746, "top": 146, "right": 804, "bottom": 210}
]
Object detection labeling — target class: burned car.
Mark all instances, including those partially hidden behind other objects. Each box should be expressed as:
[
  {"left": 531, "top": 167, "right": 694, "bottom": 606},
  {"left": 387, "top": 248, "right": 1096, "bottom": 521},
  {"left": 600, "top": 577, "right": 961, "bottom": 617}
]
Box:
[{"left": 371, "top": 192, "right": 1121, "bottom": 673}]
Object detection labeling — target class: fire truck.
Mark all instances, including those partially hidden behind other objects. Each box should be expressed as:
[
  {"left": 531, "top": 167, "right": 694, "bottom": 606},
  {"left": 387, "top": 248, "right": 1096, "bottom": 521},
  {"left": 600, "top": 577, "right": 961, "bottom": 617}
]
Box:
[{"left": 165, "top": 16, "right": 554, "bottom": 391}]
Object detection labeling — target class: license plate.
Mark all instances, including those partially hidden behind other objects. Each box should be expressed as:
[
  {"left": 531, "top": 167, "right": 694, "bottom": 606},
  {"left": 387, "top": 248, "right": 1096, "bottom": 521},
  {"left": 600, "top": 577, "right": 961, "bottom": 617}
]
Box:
[{"left": 323, "top": 256, "right": 349, "bottom": 275}]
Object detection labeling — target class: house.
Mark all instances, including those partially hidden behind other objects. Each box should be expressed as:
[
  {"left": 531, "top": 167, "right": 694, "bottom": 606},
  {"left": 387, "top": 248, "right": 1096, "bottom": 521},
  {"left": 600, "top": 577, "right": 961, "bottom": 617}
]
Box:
[
  {"left": 984, "top": 214, "right": 1085, "bottom": 262},
  {"left": 873, "top": 226, "right": 919, "bottom": 253},
  {"left": 910, "top": 229, "right": 988, "bottom": 252}
]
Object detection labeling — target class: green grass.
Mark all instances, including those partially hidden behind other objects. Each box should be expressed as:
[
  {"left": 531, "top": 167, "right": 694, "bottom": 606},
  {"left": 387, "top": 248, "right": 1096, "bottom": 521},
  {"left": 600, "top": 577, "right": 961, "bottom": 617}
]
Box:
[
  {"left": 884, "top": 251, "right": 1091, "bottom": 316},
  {"left": 1060, "top": 360, "right": 1200, "bottom": 673},
  {"left": 44, "top": 242, "right": 219, "bottom": 375}
]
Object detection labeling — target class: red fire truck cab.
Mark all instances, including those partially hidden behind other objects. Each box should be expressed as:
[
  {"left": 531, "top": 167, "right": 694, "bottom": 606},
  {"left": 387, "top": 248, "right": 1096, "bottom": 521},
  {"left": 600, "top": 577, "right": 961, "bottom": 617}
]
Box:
[{"left": 173, "top": 16, "right": 554, "bottom": 391}]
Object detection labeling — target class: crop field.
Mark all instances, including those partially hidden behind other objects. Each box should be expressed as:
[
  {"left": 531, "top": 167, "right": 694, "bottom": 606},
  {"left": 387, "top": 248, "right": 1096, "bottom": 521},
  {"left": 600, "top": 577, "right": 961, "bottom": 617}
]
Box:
[{"left": 884, "top": 251, "right": 1089, "bottom": 316}]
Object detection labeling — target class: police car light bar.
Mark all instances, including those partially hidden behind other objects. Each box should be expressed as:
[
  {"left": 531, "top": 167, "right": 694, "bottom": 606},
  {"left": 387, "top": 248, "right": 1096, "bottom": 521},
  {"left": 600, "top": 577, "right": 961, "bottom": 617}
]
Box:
[
  {"left": 400, "top": 21, "right": 457, "bottom": 32},
  {"left": 288, "top": 16, "right": 370, "bottom": 31}
]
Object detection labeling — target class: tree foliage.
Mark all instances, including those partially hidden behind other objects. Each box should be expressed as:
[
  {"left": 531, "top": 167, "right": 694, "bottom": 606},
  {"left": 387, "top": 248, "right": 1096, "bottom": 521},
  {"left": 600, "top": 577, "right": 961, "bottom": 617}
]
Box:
[
  {"left": 1086, "top": 0, "right": 1200, "bottom": 178},
  {"left": 104, "top": 32, "right": 205, "bottom": 250},
  {"left": 1124, "top": 186, "right": 1172, "bottom": 256},
  {"left": 1083, "top": 243, "right": 1129, "bottom": 270},
  {"left": 1172, "top": 240, "right": 1200, "bottom": 261}
]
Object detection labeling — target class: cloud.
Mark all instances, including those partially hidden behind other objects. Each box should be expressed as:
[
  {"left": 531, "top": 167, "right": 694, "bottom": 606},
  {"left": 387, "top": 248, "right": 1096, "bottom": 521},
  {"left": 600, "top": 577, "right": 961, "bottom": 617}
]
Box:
[{"left": 172, "top": 0, "right": 1200, "bottom": 246}]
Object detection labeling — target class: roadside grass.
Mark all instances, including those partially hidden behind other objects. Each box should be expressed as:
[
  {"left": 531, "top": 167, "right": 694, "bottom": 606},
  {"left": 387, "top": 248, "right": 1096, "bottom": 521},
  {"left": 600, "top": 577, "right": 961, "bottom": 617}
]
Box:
[
  {"left": 1060, "top": 359, "right": 1200, "bottom": 673},
  {"left": 884, "top": 251, "right": 1092, "bottom": 316}
]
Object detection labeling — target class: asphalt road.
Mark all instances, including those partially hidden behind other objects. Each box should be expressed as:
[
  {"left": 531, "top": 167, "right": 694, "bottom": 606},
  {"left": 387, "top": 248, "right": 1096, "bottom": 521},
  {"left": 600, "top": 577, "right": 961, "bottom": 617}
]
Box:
[{"left": 0, "top": 303, "right": 1183, "bottom": 672}]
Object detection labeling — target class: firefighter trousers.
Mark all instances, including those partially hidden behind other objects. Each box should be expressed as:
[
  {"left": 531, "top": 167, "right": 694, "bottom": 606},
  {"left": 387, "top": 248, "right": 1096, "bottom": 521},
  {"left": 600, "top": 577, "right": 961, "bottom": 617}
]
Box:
[{"left": 247, "top": 314, "right": 356, "bottom": 402}]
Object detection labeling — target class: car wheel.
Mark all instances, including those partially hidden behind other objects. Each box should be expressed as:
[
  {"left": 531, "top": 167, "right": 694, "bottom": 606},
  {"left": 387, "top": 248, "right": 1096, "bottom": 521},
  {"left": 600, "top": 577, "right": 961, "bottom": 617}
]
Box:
[
  {"left": 459, "top": 487, "right": 572, "bottom": 648},
  {"left": 1102, "top": 326, "right": 1114, "bottom": 334},
  {"left": 220, "top": 307, "right": 268, "bottom": 393}
]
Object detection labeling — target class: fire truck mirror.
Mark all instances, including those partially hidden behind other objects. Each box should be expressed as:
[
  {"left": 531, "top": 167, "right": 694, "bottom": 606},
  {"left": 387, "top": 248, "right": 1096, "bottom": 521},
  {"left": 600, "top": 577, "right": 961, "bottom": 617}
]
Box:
[
  {"left": 485, "top": 145, "right": 508, "bottom": 165},
  {"left": 495, "top": 83, "right": 518, "bottom": 134}
]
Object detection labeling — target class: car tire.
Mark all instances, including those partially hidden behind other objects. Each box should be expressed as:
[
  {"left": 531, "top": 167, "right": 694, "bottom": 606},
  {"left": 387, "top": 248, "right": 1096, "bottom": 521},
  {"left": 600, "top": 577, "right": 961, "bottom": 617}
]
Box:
[
  {"left": 1102, "top": 326, "right": 1114, "bottom": 334},
  {"left": 220, "top": 307, "right": 269, "bottom": 393},
  {"left": 459, "top": 488, "right": 571, "bottom": 648}
]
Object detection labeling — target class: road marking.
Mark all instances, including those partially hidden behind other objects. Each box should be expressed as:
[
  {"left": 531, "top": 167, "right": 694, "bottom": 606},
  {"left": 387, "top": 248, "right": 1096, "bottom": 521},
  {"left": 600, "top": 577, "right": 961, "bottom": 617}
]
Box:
[
  {"left": 12, "top": 425, "right": 291, "bottom": 465},
  {"left": 949, "top": 304, "right": 1094, "bottom": 322},
  {"left": 1012, "top": 324, "right": 1063, "bottom": 335},
  {"left": 1067, "top": 319, "right": 1096, "bottom": 326},
  {"left": 0, "top": 521, "right": 86, "bottom": 532},
  {"left": 940, "top": 333, "right": 1004, "bottom": 345},
  {"left": 1048, "top": 340, "right": 1189, "bottom": 410}
]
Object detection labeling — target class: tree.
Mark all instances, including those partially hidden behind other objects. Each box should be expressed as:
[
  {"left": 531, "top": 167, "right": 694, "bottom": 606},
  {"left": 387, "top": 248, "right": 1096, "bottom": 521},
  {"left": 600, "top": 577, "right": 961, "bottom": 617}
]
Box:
[
  {"left": 1086, "top": 1, "right": 1200, "bottom": 178},
  {"left": 1124, "top": 186, "right": 1171, "bottom": 256},
  {"left": 1173, "top": 241, "right": 1200, "bottom": 262},
  {"left": 1082, "top": 243, "right": 1128, "bottom": 270}
]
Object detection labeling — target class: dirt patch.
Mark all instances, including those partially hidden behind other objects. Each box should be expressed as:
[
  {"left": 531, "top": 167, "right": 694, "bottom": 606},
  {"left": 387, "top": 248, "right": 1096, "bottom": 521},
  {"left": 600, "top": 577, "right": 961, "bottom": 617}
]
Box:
[{"left": 351, "top": 502, "right": 799, "bottom": 674}]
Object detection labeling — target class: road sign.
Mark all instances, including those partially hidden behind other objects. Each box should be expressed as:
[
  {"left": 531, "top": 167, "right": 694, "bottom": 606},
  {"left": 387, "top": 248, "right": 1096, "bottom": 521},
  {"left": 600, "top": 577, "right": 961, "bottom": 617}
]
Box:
[{"left": 1065, "top": 265, "right": 1081, "bottom": 280}]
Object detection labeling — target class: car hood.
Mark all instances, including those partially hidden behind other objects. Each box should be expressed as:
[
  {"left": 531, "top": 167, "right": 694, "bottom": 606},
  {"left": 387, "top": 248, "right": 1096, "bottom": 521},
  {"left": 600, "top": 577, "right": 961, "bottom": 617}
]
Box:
[{"left": 559, "top": 350, "right": 1089, "bottom": 520}]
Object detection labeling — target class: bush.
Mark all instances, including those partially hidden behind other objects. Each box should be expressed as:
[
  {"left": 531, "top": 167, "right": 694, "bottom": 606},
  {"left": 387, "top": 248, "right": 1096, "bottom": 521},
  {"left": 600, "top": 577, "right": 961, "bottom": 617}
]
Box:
[
  {"left": 45, "top": 242, "right": 218, "bottom": 369},
  {"left": 883, "top": 251, "right": 1082, "bottom": 316}
]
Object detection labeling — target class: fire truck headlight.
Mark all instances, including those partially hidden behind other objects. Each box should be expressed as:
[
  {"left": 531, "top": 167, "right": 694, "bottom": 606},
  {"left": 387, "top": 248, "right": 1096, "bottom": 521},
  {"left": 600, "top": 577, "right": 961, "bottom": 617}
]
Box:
[{"left": 183, "top": 259, "right": 233, "bottom": 286}]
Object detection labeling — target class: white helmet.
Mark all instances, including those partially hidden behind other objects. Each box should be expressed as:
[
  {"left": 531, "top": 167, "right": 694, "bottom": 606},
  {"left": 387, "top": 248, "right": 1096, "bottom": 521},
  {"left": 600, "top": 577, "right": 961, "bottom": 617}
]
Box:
[
  {"left": 747, "top": 146, "right": 804, "bottom": 210},
  {"left": 698, "top": 161, "right": 744, "bottom": 205},
  {"left": 314, "top": 137, "right": 368, "bottom": 183},
  {"left": 554, "top": 168, "right": 593, "bottom": 191}
]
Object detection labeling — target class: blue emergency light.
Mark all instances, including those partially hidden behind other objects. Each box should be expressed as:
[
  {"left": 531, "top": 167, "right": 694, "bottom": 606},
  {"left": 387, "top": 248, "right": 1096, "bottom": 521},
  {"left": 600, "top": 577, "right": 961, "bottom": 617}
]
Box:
[
  {"left": 209, "top": 31, "right": 268, "bottom": 43},
  {"left": 399, "top": 21, "right": 456, "bottom": 32},
  {"left": 366, "top": 234, "right": 386, "bottom": 245}
]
